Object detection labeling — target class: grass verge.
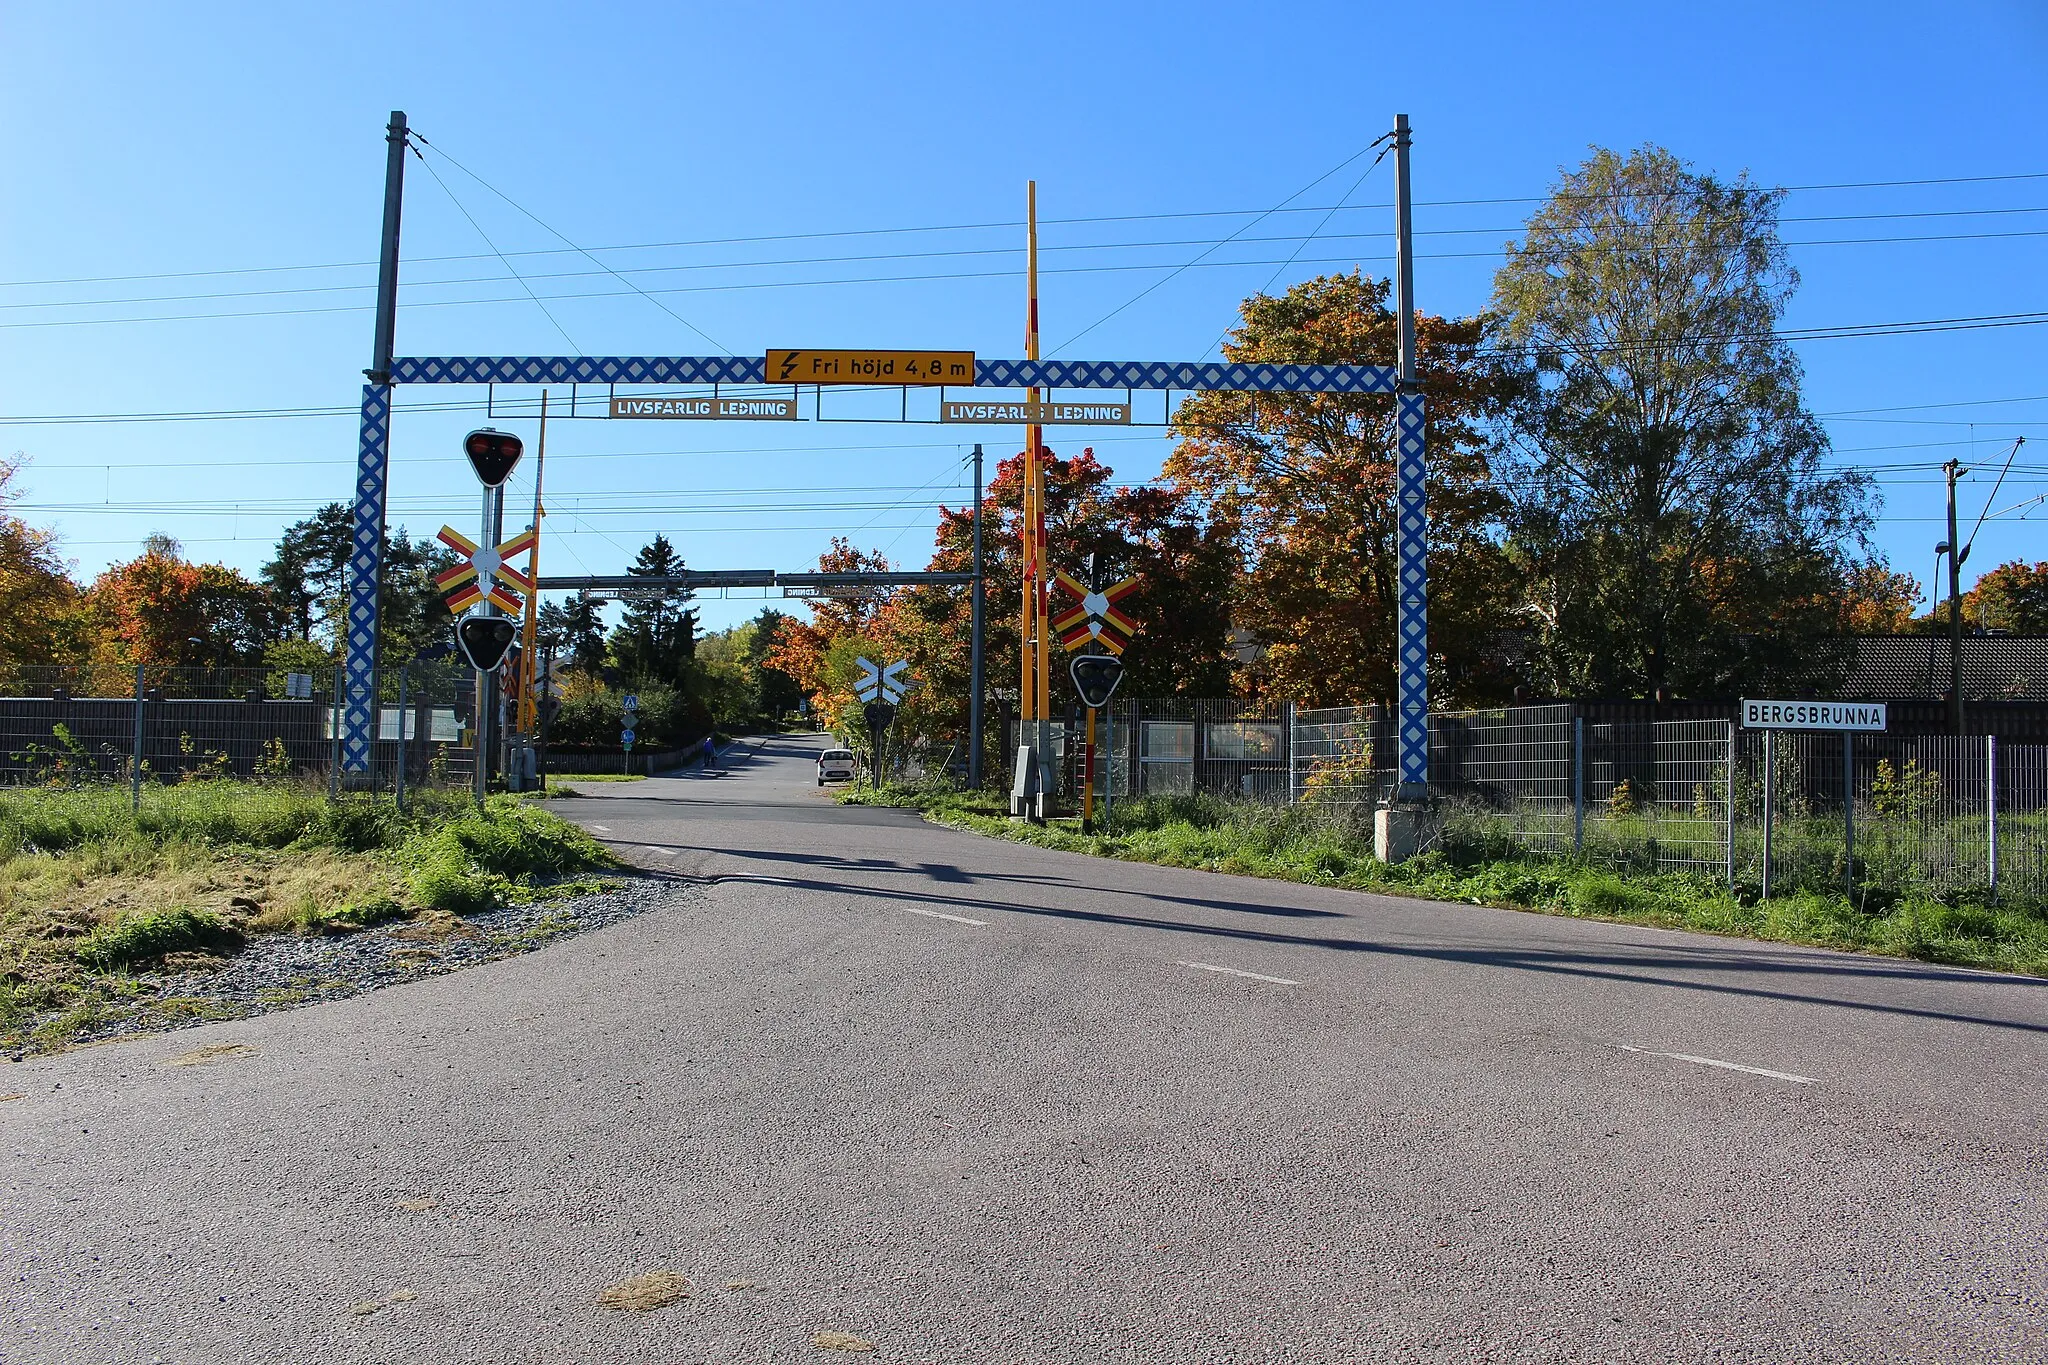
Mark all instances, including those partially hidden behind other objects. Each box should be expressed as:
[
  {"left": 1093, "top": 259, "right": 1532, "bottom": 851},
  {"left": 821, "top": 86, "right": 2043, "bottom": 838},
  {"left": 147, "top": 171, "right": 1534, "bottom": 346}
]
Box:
[
  {"left": 1, "top": 781, "right": 619, "bottom": 1054},
  {"left": 841, "top": 783, "right": 2048, "bottom": 978}
]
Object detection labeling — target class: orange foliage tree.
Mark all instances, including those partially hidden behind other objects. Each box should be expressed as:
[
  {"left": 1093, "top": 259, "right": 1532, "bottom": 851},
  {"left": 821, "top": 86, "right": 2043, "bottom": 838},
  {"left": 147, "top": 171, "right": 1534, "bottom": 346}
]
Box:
[
  {"left": 879, "top": 444, "right": 1237, "bottom": 772},
  {"left": 84, "top": 537, "right": 274, "bottom": 670},
  {"left": 1167, "top": 272, "right": 1522, "bottom": 707},
  {"left": 1964, "top": 559, "right": 2048, "bottom": 635},
  {"left": 0, "top": 456, "right": 81, "bottom": 687}
]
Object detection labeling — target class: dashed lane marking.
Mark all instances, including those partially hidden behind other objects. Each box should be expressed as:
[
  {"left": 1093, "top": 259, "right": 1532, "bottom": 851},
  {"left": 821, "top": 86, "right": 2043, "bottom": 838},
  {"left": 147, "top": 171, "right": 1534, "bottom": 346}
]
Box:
[
  {"left": 901, "top": 907, "right": 988, "bottom": 927},
  {"left": 1612, "top": 1043, "right": 1817, "bottom": 1085},
  {"left": 1178, "top": 960, "right": 1300, "bottom": 986}
]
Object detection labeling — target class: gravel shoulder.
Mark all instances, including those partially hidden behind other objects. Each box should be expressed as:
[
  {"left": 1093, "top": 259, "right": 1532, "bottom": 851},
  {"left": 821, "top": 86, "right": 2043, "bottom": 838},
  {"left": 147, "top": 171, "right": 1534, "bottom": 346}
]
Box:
[{"left": 10, "top": 872, "right": 696, "bottom": 1058}]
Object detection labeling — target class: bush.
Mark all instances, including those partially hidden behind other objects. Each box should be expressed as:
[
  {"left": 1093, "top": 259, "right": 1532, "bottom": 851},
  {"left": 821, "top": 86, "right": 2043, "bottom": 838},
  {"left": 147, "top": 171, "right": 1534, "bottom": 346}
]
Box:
[{"left": 77, "top": 906, "right": 243, "bottom": 970}]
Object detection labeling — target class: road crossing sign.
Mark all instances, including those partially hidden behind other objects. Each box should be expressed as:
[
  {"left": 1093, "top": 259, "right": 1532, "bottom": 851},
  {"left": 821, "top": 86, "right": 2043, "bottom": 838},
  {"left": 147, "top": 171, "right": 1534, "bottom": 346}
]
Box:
[
  {"left": 435, "top": 525, "right": 536, "bottom": 614},
  {"left": 1051, "top": 570, "right": 1139, "bottom": 654},
  {"left": 855, "top": 657, "right": 911, "bottom": 704}
]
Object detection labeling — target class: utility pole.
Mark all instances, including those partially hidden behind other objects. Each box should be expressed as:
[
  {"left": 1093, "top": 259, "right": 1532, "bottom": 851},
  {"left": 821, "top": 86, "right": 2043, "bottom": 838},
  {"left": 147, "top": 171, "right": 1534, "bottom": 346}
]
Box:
[
  {"left": 339, "top": 110, "right": 408, "bottom": 778},
  {"left": 1393, "top": 114, "right": 1417, "bottom": 401},
  {"left": 370, "top": 112, "right": 408, "bottom": 384},
  {"left": 968, "top": 443, "right": 985, "bottom": 788},
  {"left": 1944, "top": 459, "right": 1966, "bottom": 734}
]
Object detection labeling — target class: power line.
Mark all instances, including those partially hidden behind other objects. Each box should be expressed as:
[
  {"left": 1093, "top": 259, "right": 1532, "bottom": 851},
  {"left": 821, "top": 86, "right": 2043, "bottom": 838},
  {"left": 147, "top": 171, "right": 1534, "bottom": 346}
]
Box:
[
  {"left": 11, "top": 230, "right": 2045, "bottom": 333},
  {"left": 411, "top": 132, "right": 728, "bottom": 352},
  {"left": 30, "top": 207, "right": 2047, "bottom": 317},
  {"left": 411, "top": 148, "right": 580, "bottom": 352},
  {"left": 7, "top": 170, "right": 2044, "bottom": 292}
]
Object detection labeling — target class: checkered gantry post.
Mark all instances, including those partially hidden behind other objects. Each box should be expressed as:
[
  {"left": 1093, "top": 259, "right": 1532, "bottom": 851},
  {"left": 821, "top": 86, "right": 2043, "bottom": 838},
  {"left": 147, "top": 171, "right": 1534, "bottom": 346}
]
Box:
[
  {"left": 1395, "top": 392, "right": 1429, "bottom": 791},
  {"left": 340, "top": 383, "right": 390, "bottom": 772}
]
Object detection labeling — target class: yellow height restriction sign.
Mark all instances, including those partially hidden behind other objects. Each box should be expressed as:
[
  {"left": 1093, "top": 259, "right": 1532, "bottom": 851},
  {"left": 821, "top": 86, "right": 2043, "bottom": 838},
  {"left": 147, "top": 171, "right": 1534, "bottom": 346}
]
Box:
[{"left": 766, "top": 349, "right": 974, "bottom": 385}]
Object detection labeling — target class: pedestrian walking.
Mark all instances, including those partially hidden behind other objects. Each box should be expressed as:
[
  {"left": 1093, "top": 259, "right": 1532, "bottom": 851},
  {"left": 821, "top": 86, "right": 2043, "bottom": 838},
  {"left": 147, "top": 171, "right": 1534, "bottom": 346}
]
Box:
[{"left": 701, "top": 733, "right": 717, "bottom": 771}]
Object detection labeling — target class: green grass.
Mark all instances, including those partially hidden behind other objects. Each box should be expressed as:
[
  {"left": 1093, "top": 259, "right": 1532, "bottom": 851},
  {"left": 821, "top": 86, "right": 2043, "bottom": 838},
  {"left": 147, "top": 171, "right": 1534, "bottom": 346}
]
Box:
[
  {"left": 546, "top": 773, "right": 648, "bottom": 783},
  {"left": 843, "top": 784, "right": 2048, "bottom": 978},
  {"left": 1, "top": 781, "right": 620, "bottom": 1055}
]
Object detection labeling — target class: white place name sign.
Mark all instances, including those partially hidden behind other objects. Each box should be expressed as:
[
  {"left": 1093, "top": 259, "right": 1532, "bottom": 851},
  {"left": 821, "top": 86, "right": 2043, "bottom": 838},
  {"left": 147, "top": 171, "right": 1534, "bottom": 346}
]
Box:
[{"left": 1740, "top": 700, "right": 1888, "bottom": 732}]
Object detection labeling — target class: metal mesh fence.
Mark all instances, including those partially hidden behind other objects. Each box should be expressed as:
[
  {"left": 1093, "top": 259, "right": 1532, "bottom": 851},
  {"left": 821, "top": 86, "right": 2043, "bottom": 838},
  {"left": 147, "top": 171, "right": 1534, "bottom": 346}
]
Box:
[
  {"left": 0, "top": 664, "right": 478, "bottom": 804},
  {"left": 1280, "top": 702, "right": 2036, "bottom": 896}
]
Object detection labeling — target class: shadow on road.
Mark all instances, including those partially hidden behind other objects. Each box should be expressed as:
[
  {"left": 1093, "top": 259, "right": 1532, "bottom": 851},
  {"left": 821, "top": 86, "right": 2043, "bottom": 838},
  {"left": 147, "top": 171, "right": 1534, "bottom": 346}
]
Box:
[{"left": 690, "top": 856, "right": 2048, "bottom": 1038}]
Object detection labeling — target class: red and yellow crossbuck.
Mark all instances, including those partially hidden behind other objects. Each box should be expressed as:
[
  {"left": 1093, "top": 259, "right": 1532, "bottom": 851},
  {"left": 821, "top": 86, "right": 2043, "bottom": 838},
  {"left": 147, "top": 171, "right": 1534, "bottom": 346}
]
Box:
[
  {"left": 1051, "top": 569, "right": 1139, "bottom": 654},
  {"left": 435, "top": 525, "right": 536, "bottom": 614}
]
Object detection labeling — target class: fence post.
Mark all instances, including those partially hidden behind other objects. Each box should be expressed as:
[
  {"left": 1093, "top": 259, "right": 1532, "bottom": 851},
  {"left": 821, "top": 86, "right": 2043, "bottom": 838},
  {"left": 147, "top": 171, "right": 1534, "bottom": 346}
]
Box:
[
  {"left": 1724, "top": 720, "right": 1736, "bottom": 887},
  {"left": 394, "top": 668, "right": 408, "bottom": 813},
  {"left": 1572, "top": 716, "right": 1585, "bottom": 852},
  {"left": 1285, "top": 701, "right": 1298, "bottom": 805},
  {"left": 1761, "top": 730, "right": 1775, "bottom": 900},
  {"left": 328, "top": 682, "right": 342, "bottom": 800},
  {"left": 1843, "top": 732, "right": 1855, "bottom": 903},
  {"left": 1987, "top": 733, "right": 1999, "bottom": 894},
  {"left": 130, "top": 664, "right": 145, "bottom": 814}
]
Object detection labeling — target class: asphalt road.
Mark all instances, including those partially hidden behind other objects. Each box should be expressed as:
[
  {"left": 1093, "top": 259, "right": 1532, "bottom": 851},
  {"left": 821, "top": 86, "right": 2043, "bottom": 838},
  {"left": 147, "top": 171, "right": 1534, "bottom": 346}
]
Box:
[{"left": 6, "top": 732, "right": 2046, "bottom": 1363}]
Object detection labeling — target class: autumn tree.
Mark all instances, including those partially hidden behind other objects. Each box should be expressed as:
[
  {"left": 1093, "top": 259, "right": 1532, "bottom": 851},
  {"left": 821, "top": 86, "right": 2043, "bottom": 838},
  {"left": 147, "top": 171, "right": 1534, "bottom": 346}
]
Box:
[
  {"left": 1167, "top": 272, "right": 1522, "bottom": 707},
  {"left": 763, "top": 538, "right": 896, "bottom": 713},
  {"left": 881, "top": 446, "right": 1237, "bottom": 773},
  {"left": 1837, "top": 562, "right": 1923, "bottom": 634},
  {"left": 0, "top": 455, "right": 80, "bottom": 687},
  {"left": 1964, "top": 559, "right": 2048, "bottom": 634},
  {"left": 85, "top": 536, "right": 273, "bottom": 668},
  {"left": 1492, "top": 146, "right": 1876, "bottom": 698}
]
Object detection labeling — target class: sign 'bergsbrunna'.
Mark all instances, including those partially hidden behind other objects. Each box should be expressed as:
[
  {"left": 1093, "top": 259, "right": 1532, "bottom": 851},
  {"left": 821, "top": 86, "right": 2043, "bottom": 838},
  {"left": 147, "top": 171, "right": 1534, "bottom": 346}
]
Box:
[{"left": 1740, "top": 699, "right": 1888, "bottom": 731}]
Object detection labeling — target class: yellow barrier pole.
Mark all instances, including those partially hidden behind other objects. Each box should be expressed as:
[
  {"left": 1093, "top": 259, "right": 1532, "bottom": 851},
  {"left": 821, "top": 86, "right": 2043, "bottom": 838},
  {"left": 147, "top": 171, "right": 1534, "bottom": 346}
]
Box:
[{"left": 517, "top": 392, "right": 548, "bottom": 735}]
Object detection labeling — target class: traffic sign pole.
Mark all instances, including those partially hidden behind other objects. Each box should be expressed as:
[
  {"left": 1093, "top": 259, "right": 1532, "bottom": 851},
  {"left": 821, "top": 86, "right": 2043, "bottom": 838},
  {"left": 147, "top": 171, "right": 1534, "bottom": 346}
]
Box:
[{"left": 1082, "top": 704, "right": 1099, "bottom": 834}]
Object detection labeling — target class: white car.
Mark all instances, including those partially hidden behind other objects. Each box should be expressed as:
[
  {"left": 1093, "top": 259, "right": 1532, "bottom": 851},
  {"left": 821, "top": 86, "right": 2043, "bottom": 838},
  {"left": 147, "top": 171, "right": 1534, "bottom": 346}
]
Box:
[{"left": 817, "top": 748, "right": 859, "bottom": 785}]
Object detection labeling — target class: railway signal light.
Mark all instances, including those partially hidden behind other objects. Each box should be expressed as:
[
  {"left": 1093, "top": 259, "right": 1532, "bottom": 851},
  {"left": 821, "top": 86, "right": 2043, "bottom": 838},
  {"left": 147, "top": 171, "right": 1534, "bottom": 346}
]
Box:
[
  {"left": 1069, "top": 654, "right": 1126, "bottom": 710},
  {"left": 462, "top": 428, "right": 525, "bottom": 487},
  {"left": 456, "top": 615, "right": 518, "bottom": 672}
]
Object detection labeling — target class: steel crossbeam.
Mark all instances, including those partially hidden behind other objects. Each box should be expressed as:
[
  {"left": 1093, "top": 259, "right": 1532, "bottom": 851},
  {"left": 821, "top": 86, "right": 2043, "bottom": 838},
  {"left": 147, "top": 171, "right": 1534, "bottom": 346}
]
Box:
[{"left": 388, "top": 356, "right": 1398, "bottom": 394}]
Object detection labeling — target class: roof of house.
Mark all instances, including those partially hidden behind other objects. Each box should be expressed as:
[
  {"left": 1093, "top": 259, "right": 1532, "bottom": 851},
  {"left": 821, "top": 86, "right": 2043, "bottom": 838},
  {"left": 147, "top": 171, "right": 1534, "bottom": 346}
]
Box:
[{"left": 1815, "top": 635, "right": 2048, "bottom": 700}]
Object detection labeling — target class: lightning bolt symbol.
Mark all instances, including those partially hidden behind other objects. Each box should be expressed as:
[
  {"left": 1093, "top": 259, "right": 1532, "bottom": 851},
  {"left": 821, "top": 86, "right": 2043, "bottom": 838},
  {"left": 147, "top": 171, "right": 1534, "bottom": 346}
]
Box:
[{"left": 778, "top": 352, "right": 800, "bottom": 381}]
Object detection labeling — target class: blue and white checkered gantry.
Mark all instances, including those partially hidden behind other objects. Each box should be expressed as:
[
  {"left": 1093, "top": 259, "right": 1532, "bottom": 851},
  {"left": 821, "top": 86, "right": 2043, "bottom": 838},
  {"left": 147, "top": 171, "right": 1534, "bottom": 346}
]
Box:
[{"left": 338, "top": 356, "right": 1425, "bottom": 778}]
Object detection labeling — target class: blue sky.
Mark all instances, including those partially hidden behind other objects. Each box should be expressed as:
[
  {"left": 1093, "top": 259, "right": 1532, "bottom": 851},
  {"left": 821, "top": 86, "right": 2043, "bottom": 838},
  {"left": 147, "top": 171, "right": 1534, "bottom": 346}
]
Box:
[{"left": 2, "top": 1, "right": 2043, "bottom": 636}]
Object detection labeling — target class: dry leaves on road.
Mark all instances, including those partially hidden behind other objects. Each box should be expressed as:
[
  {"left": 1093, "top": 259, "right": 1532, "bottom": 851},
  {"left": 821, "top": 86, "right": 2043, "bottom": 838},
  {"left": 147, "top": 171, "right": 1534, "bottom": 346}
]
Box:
[
  {"left": 165, "top": 1043, "right": 256, "bottom": 1067},
  {"left": 395, "top": 1197, "right": 440, "bottom": 1211},
  {"left": 814, "top": 1329, "right": 876, "bottom": 1352},
  {"left": 348, "top": 1290, "right": 415, "bottom": 1318},
  {"left": 596, "top": 1270, "right": 692, "bottom": 1311}
]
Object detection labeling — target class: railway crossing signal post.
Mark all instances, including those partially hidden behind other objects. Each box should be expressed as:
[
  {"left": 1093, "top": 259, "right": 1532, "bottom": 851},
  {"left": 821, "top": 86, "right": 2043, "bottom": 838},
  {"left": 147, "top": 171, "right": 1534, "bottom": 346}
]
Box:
[{"left": 339, "top": 115, "right": 1432, "bottom": 823}]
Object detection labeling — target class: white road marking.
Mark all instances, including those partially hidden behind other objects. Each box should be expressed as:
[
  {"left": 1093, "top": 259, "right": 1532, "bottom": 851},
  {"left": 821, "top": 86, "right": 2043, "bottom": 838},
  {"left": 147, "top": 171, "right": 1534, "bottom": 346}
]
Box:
[
  {"left": 1612, "top": 1044, "right": 1817, "bottom": 1085},
  {"left": 901, "top": 907, "right": 987, "bottom": 927},
  {"left": 637, "top": 845, "right": 678, "bottom": 857},
  {"left": 589, "top": 824, "right": 612, "bottom": 833},
  {"left": 1178, "top": 960, "right": 1300, "bottom": 986}
]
